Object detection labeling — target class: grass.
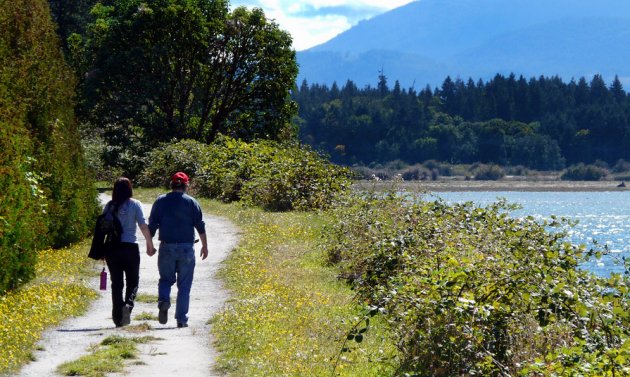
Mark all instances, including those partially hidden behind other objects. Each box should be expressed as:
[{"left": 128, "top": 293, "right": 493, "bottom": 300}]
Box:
[
  {"left": 56, "top": 335, "right": 159, "bottom": 377},
  {"left": 132, "top": 187, "right": 398, "bottom": 375},
  {"left": 2, "top": 187, "right": 395, "bottom": 376},
  {"left": 123, "top": 322, "right": 153, "bottom": 333},
  {"left": 134, "top": 311, "right": 158, "bottom": 321},
  {"left": 197, "top": 199, "right": 397, "bottom": 376},
  {"left": 0, "top": 241, "right": 97, "bottom": 374},
  {"left": 135, "top": 293, "right": 158, "bottom": 304}
]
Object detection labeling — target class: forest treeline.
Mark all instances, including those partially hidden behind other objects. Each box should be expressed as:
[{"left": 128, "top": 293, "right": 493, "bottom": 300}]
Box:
[{"left": 294, "top": 73, "right": 630, "bottom": 170}]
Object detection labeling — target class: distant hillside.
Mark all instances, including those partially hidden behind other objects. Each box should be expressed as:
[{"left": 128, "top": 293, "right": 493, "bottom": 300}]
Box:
[{"left": 297, "top": 0, "right": 630, "bottom": 88}]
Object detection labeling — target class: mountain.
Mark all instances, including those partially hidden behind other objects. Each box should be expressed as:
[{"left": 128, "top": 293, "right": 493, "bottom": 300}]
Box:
[{"left": 296, "top": 0, "right": 630, "bottom": 88}]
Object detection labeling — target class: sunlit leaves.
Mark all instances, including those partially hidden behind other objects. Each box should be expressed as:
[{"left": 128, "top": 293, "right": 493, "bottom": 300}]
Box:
[
  {"left": 75, "top": 0, "right": 298, "bottom": 174},
  {"left": 325, "top": 189, "right": 630, "bottom": 375},
  {"left": 0, "top": 0, "right": 98, "bottom": 292},
  {"left": 138, "top": 137, "right": 351, "bottom": 211}
]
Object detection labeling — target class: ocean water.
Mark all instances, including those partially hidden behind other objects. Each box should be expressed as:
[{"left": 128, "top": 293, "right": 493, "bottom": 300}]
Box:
[{"left": 430, "top": 191, "right": 630, "bottom": 277}]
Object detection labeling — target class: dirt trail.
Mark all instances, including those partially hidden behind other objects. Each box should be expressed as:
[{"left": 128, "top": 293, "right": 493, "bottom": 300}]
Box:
[{"left": 17, "top": 195, "right": 239, "bottom": 377}]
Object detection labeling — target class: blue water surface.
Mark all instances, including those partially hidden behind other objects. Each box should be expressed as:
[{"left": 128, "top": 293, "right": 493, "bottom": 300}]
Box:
[{"left": 430, "top": 191, "right": 630, "bottom": 277}]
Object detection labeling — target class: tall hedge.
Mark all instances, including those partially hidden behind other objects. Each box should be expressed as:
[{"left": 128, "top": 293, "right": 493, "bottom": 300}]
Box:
[{"left": 0, "top": 0, "right": 98, "bottom": 293}]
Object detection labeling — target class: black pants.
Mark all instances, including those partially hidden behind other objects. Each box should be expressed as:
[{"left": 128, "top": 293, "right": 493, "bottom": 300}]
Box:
[{"left": 105, "top": 242, "right": 140, "bottom": 326}]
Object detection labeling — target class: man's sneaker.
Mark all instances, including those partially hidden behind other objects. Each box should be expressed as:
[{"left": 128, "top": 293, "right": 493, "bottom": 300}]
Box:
[
  {"left": 177, "top": 322, "right": 188, "bottom": 328},
  {"left": 121, "top": 305, "right": 131, "bottom": 326},
  {"left": 158, "top": 301, "right": 170, "bottom": 324}
]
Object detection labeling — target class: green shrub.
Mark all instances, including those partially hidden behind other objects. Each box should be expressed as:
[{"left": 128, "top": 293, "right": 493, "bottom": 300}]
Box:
[
  {"left": 473, "top": 163, "right": 506, "bottom": 180},
  {"left": 194, "top": 137, "right": 258, "bottom": 202},
  {"left": 140, "top": 137, "right": 351, "bottom": 211},
  {"left": 0, "top": 0, "right": 98, "bottom": 292},
  {"left": 324, "top": 191, "right": 629, "bottom": 375},
  {"left": 137, "top": 139, "right": 210, "bottom": 187},
  {"left": 422, "top": 159, "right": 453, "bottom": 176},
  {"left": 400, "top": 164, "right": 432, "bottom": 181},
  {"left": 561, "top": 163, "right": 608, "bottom": 181},
  {"left": 350, "top": 166, "right": 391, "bottom": 180},
  {"left": 0, "top": 120, "right": 44, "bottom": 292},
  {"left": 612, "top": 159, "right": 630, "bottom": 173},
  {"left": 240, "top": 141, "right": 351, "bottom": 211},
  {"left": 80, "top": 130, "right": 124, "bottom": 182}
]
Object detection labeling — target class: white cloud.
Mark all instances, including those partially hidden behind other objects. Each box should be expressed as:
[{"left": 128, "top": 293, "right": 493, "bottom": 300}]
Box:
[{"left": 231, "top": 0, "right": 417, "bottom": 50}]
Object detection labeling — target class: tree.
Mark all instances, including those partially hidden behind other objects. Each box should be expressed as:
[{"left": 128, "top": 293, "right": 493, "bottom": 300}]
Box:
[
  {"left": 610, "top": 75, "right": 625, "bottom": 102},
  {"left": 75, "top": 0, "right": 298, "bottom": 174},
  {"left": 47, "top": 0, "right": 98, "bottom": 49},
  {"left": 0, "top": 0, "right": 98, "bottom": 292}
]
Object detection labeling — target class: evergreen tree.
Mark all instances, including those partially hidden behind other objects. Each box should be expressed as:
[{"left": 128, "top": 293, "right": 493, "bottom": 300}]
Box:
[
  {"left": 0, "top": 0, "right": 98, "bottom": 292},
  {"left": 292, "top": 73, "right": 630, "bottom": 169}
]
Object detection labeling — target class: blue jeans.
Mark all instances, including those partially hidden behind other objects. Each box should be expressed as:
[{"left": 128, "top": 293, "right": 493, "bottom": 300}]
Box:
[{"left": 157, "top": 243, "right": 195, "bottom": 324}]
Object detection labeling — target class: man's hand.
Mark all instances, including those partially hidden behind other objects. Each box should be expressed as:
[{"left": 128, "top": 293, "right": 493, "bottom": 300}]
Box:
[
  {"left": 200, "top": 245, "right": 208, "bottom": 260},
  {"left": 147, "top": 246, "right": 157, "bottom": 256}
]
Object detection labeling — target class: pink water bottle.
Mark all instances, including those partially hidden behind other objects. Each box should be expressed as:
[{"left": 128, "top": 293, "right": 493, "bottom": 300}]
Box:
[{"left": 100, "top": 267, "right": 107, "bottom": 291}]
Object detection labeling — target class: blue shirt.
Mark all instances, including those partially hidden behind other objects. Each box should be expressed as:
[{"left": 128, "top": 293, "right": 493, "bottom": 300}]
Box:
[
  {"left": 148, "top": 191, "right": 205, "bottom": 243},
  {"left": 103, "top": 198, "right": 147, "bottom": 243}
]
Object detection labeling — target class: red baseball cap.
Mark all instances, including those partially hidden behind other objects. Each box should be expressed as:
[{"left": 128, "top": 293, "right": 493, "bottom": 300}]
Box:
[{"left": 171, "top": 172, "right": 189, "bottom": 184}]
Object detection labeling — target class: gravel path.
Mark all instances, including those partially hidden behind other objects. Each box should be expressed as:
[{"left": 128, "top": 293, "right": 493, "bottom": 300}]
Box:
[{"left": 17, "top": 196, "right": 239, "bottom": 377}]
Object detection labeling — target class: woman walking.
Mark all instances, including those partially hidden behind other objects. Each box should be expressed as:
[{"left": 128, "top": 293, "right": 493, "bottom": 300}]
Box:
[{"left": 104, "top": 177, "right": 154, "bottom": 327}]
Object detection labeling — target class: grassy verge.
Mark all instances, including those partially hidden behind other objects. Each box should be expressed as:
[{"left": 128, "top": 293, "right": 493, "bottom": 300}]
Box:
[
  {"left": 135, "top": 187, "right": 399, "bottom": 375},
  {"left": 197, "top": 199, "right": 397, "bottom": 376},
  {"left": 0, "top": 241, "right": 97, "bottom": 374}
]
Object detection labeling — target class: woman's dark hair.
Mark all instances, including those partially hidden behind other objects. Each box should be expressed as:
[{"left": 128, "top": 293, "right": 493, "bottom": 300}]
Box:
[{"left": 112, "top": 177, "right": 133, "bottom": 206}]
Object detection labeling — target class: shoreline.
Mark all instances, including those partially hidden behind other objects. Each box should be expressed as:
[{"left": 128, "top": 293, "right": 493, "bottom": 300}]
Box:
[{"left": 353, "top": 178, "right": 630, "bottom": 192}]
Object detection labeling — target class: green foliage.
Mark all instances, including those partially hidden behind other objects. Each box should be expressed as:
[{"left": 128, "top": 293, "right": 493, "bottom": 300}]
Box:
[
  {"left": 0, "top": 242, "right": 97, "bottom": 374},
  {"left": 47, "top": 0, "right": 98, "bottom": 50},
  {"left": 295, "top": 74, "right": 630, "bottom": 169},
  {"left": 205, "top": 199, "right": 397, "bottom": 376},
  {"left": 612, "top": 159, "right": 630, "bottom": 173},
  {"left": 139, "top": 138, "right": 351, "bottom": 211},
  {"left": 473, "top": 163, "right": 506, "bottom": 180},
  {"left": 137, "top": 139, "right": 210, "bottom": 187},
  {"left": 561, "top": 163, "right": 609, "bottom": 181},
  {"left": 0, "top": 0, "right": 98, "bottom": 292},
  {"left": 73, "top": 0, "right": 298, "bottom": 176},
  {"left": 324, "top": 190, "right": 629, "bottom": 375}
]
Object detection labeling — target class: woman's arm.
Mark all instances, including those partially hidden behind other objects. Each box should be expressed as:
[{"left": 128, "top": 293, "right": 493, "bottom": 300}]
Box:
[{"left": 139, "top": 224, "right": 156, "bottom": 256}]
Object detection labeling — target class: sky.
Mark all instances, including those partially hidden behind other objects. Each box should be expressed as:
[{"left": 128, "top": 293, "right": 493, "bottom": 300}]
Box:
[{"left": 229, "top": 0, "right": 417, "bottom": 51}]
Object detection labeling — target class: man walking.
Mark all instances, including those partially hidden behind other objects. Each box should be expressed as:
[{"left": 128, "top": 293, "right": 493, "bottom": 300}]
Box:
[{"left": 147, "top": 172, "right": 208, "bottom": 327}]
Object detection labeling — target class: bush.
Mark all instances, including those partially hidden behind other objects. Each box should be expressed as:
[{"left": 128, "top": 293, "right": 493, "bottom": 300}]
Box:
[
  {"left": 473, "top": 164, "right": 505, "bottom": 180},
  {"left": 350, "top": 166, "right": 391, "bottom": 180},
  {"left": 422, "top": 159, "right": 453, "bottom": 176},
  {"left": 0, "top": 0, "right": 98, "bottom": 292},
  {"left": 80, "top": 130, "right": 123, "bottom": 182},
  {"left": 561, "top": 163, "right": 608, "bottom": 181},
  {"left": 140, "top": 137, "right": 351, "bottom": 211},
  {"left": 400, "top": 164, "right": 431, "bottom": 181},
  {"left": 324, "top": 191, "right": 630, "bottom": 375},
  {"left": 239, "top": 142, "right": 352, "bottom": 211},
  {"left": 137, "top": 139, "right": 210, "bottom": 187},
  {"left": 505, "top": 165, "right": 529, "bottom": 176},
  {"left": 612, "top": 159, "right": 630, "bottom": 173}
]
